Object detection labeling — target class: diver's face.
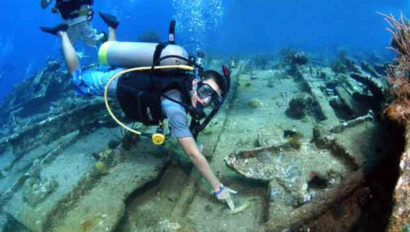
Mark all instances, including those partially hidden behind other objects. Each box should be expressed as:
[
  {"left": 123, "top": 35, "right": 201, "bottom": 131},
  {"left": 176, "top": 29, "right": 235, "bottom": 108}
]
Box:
[{"left": 191, "top": 79, "right": 222, "bottom": 107}]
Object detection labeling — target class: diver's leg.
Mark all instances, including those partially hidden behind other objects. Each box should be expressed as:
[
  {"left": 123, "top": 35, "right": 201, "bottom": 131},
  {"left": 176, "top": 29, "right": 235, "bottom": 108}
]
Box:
[
  {"left": 66, "top": 24, "right": 80, "bottom": 46},
  {"left": 98, "top": 12, "right": 119, "bottom": 41},
  {"left": 108, "top": 27, "right": 116, "bottom": 41},
  {"left": 41, "top": 0, "right": 52, "bottom": 9},
  {"left": 40, "top": 23, "right": 68, "bottom": 36},
  {"left": 59, "top": 31, "right": 79, "bottom": 74},
  {"left": 40, "top": 23, "right": 78, "bottom": 73}
]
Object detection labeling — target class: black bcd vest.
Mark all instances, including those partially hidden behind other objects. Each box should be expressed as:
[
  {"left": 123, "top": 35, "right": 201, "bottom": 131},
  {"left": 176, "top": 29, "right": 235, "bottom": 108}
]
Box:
[{"left": 116, "top": 70, "right": 194, "bottom": 126}]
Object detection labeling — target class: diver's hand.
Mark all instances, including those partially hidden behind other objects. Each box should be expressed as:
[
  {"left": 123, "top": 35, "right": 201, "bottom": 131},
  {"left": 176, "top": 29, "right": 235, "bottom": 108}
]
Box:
[{"left": 214, "top": 185, "right": 237, "bottom": 210}]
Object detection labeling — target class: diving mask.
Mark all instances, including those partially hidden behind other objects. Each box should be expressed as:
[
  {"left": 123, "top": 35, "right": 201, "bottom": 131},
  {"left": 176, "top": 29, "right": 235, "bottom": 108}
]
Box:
[{"left": 197, "top": 82, "right": 223, "bottom": 107}]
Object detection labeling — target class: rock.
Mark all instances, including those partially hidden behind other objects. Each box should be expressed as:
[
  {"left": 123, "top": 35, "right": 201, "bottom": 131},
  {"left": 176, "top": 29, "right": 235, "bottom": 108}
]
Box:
[
  {"left": 285, "top": 97, "right": 307, "bottom": 119},
  {"left": 156, "top": 220, "right": 181, "bottom": 232},
  {"left": 285, "top": 93, "right": 325, "bottom": 121}
]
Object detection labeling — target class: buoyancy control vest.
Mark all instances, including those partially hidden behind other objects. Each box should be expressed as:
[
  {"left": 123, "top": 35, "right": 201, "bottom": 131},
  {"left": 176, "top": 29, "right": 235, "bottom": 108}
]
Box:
[
  {"left": 116, "top": 70, "right": 195, "bottom": 126},
  {"left": 55, "top": 0, "right": 93, "bottom": 20}
]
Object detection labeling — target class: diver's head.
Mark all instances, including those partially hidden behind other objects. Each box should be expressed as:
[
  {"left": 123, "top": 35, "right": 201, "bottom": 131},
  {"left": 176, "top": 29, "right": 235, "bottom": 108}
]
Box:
[{"left": 191, "top": 70, "right": 227, "bottom": 108}]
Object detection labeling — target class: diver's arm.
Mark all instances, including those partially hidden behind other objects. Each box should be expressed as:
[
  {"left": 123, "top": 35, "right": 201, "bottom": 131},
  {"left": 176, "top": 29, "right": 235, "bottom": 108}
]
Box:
[
  {"left": 178, "top": 137, "right": 222, "bottom": 191},
  {"left": 41, "top": 0, "right": 53, "bottom": 9}
]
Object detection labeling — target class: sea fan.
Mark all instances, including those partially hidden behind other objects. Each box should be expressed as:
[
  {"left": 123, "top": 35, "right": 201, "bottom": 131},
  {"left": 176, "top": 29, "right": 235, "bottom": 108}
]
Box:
[{"left": 379, "top": 12, "right": 410, "bottom": 86}]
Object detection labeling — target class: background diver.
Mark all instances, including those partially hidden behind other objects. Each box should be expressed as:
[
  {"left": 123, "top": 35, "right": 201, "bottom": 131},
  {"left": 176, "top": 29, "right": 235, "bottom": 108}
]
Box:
[
  {"left": 40, "top": 13, "right": 238, "bottom": 210},
  {"left": 40, "top": 0, "right": 105, "bottom": 47}
]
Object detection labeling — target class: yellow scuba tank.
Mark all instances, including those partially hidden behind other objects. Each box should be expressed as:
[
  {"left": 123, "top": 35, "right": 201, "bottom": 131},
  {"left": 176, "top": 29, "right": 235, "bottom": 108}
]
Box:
[{"left": 98, "top": 41, "right": 189, "bottom": 68}]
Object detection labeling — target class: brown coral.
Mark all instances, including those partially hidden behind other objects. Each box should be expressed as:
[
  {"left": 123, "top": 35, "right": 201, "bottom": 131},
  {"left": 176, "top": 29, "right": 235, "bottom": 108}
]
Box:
[
  {"left": 388, "top": 83, "right": 410, "bottom": 105},
  {"left": 383, "top": 103, "right": 410, "bottom": 125}
]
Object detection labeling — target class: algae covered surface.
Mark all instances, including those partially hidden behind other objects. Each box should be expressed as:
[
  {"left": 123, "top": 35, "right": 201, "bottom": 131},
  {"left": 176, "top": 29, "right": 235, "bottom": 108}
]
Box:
[{"left": 0, "top": 53, "right": 393, "bottom": 232}]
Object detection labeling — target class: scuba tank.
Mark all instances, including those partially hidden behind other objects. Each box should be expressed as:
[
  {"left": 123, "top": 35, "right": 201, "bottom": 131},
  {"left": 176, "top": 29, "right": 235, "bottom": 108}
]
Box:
[{"left": 98, "top": 41, "right": 189, "bottom": 68}]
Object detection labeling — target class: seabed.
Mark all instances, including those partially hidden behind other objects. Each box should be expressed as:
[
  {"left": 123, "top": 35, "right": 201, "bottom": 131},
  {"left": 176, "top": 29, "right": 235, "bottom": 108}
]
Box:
[{"left": 0, "top": 51, "right": 407, "bottom": 232}]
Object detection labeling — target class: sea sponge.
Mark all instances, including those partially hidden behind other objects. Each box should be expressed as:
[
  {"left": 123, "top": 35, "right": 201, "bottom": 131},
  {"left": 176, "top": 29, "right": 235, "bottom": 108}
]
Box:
[
  {"left": 95, "top": 161, "right": 107, "bottom": 175},
  {"left": 392, "top": 83, "right": 410, "bottom": 102},
  {"left": 246, "top": 99, "right": 262, "bottom": 108}
]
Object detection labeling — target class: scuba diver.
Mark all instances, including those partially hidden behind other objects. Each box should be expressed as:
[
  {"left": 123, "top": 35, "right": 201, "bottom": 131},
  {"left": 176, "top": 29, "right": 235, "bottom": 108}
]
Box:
[
  {"left": 40, "top": 0, "right": 105, "bottom": 47},
  {"left": 41, "top": 12, "right": 238, "bottom": 210}
]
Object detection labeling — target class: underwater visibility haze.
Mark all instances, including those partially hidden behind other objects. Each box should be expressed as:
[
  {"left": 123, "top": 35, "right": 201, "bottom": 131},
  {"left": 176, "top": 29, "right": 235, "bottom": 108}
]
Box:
[
  {"left": 1, "top": 0, "right": 410, "bottom": 231},
  {"left": 0, "top": 0, "right": 408, "bottom": 98}
]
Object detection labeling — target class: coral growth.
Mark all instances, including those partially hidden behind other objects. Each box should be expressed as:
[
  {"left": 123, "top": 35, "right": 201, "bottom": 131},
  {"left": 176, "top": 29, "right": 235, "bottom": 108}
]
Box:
[
  {"left": 279, "top": 47, "right": 308, "bottom": 66},
  {"left": 380, "top": 13, "right": 410, "bottom": 86},
  {"left": 383, "top": 102, "right": 410, "bottom": 126},
  {"left": 95, "top": 161, "right": 107, "bottom": 175},
  {"left": 285, "top": 94, "right": 326, "bottom": 121},
  {"left": 380, "top": 13, "right": 410, "bottom": 125}
]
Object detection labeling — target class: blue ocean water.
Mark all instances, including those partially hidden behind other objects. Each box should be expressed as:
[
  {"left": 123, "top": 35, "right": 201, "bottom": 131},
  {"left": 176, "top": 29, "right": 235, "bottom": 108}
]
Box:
[{"left": 0, "top": 0, "right": 408, "bottom": 100}]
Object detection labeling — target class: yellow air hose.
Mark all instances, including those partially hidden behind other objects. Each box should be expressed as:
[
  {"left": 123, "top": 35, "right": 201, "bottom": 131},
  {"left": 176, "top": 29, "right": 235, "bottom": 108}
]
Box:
[{"left": 104, "top": 65, "right": 194, "bottom": 143}]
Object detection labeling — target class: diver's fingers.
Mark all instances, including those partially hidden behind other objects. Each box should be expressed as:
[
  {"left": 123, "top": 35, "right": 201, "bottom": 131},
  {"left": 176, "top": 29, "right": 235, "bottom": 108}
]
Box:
[
  {"left": 228, "top": 188, "right": 237, "bottom": 194},
  {"left": 226, "top": 196, "right": 235, "bottom": 210}
]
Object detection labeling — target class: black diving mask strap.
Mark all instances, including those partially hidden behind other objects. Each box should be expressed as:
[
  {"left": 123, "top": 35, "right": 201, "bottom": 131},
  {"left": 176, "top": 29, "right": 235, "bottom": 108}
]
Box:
[
  {"left": 190, "top": 107, "right": 220, "bottom": 139},
  {"left": 160, "top": 93, "right": 204, "bottom": 119}
]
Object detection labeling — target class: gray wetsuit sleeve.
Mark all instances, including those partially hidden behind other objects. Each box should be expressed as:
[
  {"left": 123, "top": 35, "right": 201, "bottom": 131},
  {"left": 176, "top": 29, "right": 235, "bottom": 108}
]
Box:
[{"left": 161, "top": 90, "right": 192, "bottom": 138}]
